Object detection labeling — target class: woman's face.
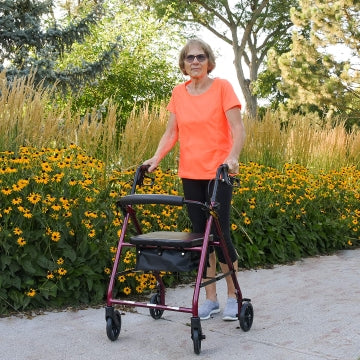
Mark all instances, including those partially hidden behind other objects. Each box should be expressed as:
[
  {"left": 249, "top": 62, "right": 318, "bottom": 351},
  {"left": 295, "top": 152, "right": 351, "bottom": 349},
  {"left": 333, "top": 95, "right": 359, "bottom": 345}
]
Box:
[{"left": 183, "top": 44, "right": 209, "bottom": 79}]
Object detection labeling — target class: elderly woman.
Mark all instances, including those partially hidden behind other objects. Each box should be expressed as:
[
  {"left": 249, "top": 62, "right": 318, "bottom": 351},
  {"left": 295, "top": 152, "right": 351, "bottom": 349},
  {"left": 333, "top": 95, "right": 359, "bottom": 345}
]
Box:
[{"left": 143, "top": 38, "right": 246, "bottom": 320}]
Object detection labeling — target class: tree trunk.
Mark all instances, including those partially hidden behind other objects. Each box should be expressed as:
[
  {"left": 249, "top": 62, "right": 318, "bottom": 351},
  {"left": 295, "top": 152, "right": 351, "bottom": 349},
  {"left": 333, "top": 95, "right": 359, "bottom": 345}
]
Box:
[{"left": 233, "top": 55, "right": 258, "bottom": 119}]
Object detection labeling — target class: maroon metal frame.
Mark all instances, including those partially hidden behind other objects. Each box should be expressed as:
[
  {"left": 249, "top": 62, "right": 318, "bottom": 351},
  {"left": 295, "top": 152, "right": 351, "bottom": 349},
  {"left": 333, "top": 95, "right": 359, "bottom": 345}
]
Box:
[{"left": 106, "top": 164, "right": 243, "bottom": 320}]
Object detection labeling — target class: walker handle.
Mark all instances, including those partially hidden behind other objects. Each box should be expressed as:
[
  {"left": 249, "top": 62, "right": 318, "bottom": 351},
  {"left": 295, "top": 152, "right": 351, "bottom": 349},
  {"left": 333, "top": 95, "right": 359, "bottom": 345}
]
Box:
[{"left": 131, "top": 164, "right": 153, "bottom": 193}]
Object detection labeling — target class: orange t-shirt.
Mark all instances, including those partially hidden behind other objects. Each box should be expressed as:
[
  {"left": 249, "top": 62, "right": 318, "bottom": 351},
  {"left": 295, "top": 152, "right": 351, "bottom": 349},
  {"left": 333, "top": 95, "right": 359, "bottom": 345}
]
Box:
[{"left": 167, "top": 78, "right": 241, "bottom": 179}]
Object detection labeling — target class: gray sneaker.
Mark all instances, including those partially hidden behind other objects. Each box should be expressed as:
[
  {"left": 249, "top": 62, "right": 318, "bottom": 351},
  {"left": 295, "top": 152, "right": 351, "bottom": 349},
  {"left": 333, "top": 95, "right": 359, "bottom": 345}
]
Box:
[
  {"left": 198, "top": 299, "right": 220, "bottom": 320},
  {"left": 222, "top": 297, "right": 238, "bottom": 321}
]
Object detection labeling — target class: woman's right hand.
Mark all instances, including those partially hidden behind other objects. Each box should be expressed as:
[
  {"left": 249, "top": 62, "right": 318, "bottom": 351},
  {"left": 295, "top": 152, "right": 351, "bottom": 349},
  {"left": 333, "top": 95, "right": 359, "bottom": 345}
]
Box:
[{"left": 142, "top": 157, "right": 159, "bottom": 173}]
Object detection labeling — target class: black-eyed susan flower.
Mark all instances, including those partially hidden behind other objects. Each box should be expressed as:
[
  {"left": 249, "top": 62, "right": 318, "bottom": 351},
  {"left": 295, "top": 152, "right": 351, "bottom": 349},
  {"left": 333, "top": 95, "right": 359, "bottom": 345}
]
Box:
[
  {"left": 118, "top": 275, "right": 126, "bottom": 283},
  {"left": 51, "top": 231, "right": 61, "bottom": 242},
  {"left": 13, "top": 227, "right": 23, "bottom": 235},
  {"left": 1, "top": 187, "right": 12, "bottom": 195},
  {"left": 123, "top": 287, "right": 131, "bottom": 295},
  {"left": 17, "top": 237, "right": 26, "bottom": 246},
  {"left": 88, "top": 229, "right": 96, "bottom": 238},
  {"left": 51, "top": 203, "right": 62, "bottom": 211},
  {"left": 23, "top": 210, "right": 33, "bottom": 219},
  {"left": 11, "top": 197, "right": 22, "bottom": 205},
  {"left": 41, "top": 162, "right": 52, "bottom": 172},
  {"left": 27, "top": 192, "right": 42, "bottom": 204},
  {"left": 57, "top": 268, "right": 67, "bottom": 276},
  {"left": 244, "top": 217, "right": 251, "bottom": 225},
  {"left": 26, "top": 288, "right": 36, "bottom": 297}
]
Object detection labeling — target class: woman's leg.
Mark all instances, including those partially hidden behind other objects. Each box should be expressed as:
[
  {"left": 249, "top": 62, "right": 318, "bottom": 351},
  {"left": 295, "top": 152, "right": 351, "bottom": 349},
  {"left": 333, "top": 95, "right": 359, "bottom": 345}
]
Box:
[{"left": 182, "top": 179, "right": 218, "bottom": 301}]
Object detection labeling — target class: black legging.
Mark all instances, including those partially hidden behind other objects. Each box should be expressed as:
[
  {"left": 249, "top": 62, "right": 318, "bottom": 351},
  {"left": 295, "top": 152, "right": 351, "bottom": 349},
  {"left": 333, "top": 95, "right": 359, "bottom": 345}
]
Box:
[{"left": 182, "top": 178, "right": 238, "bottom": 264}]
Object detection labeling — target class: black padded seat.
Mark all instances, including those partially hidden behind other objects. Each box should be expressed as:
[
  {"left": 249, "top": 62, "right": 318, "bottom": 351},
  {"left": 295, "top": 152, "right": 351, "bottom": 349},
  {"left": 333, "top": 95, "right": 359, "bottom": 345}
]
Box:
[{"left": 130, "top": 231, "right": 211, "bottom": 248}]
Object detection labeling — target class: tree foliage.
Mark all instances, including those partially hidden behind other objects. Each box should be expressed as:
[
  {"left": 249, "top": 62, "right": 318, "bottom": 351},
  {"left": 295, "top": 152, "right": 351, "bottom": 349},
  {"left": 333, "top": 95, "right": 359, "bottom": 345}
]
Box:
[
  {"left": 59, "top": 0, "right": 184, "bottom": 123},
  {"left": 138, "top": 0, "right": 298, "bottom": 117},
  {"left": 0, "top": 0, "right": 119, "bottom": 91},
  {"left": 272, "top": 0, "right": 360, "bottom": 126}
]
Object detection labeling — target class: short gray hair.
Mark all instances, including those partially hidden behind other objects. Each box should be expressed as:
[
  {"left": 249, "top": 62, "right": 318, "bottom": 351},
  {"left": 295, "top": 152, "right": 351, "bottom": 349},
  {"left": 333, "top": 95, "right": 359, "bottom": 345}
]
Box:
[{"left": 178, "top": 38, "right": 216, "bottom": 75}]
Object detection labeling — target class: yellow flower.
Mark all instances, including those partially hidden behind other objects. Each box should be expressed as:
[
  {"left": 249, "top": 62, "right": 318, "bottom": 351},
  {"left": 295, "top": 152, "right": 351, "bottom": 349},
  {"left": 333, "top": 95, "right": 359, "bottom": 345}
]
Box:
[
  {"left": 26, "top": 288, "right": 36, "bottom": 297},
  {"left": 231, "top": 223, "right": 238, "bottom": 231},
  {"left": 3, "top": 207, "right": 12, "bottom": 214},
  {"left": 88, "top": 229, "right": 96, "bottom": 238},
  {"left": 244, "top": 217, "right": 251, "bottom": 225},
  {"left": 27, "top": 193, "right": 41, "bottom": 204},
  {"left": 46, "top": 194, "right": 56, "bottom": 203},
  {"left": 118, "top": 275, "right": 126, "bottom": 282},
  {"left": 1, "top": 187, "right": 12, "bottom": 195},
  {"left": 104, "top": 268, "right": 111, "bottom": 275},
  {"left": 109, "top": 190, "right": 118, "bottom": 198},
  {"left": 12, "top": 197, "right": 22, "bottom": 205},
  {"left": 57, "top": 268, "right": 67, "bottom": 276},
  {"left": 51, "top": 203, "right": 62, "bottom": 211},
  {"left": 123, "top": 287, "right": 131, "bottom": 295},
  {"left": 51, "top": 231, "right": 61, "bottom": 242},
  {"left": 13, "top": 227, "right": 23, "bottom": 235},
  {"left": 57, "top": 257, "right": 64, "bottom": 265},
  {"left": 112, "top": 218, "right": 121, "bottom": 227},
  {"left": 17, "top": 237, "right": 26, "bottom": 246},
  {"left": 47, "top": 272, "right": 54, "bottom": 280},
  {"left": 52, "top": 173, "right": 64, "bottom": 182},
  {"left": 41, "top": 162, "right": 52, "bottom": 172}
]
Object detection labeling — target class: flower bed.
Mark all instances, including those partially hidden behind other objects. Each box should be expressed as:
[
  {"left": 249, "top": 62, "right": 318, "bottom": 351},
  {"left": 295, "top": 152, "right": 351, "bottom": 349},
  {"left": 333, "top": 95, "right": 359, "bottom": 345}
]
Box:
[{"left": 0, "top": 146, "right": 359, "bottom": 315}]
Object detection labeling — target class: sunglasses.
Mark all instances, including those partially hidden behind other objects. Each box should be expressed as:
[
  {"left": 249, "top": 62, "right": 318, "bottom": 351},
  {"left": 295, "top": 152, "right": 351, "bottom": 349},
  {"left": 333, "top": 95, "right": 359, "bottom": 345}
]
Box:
[{"left": 185, "top": 54, "right": 208, "bottom": 63}]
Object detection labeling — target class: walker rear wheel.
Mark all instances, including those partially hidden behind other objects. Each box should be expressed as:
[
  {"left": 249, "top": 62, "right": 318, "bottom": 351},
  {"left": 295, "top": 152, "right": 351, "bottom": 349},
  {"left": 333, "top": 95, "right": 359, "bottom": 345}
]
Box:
[{"left": 149, "top": 293, "right": 164, "bottom": 319}]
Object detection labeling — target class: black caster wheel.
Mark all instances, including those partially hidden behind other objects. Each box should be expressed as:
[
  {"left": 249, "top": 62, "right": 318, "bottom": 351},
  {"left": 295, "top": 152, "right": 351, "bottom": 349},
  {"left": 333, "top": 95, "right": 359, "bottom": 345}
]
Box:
[
  {"left": 239, "top": 301, "right": 254, "bottom": 332},
  {"left": 106, "top": 310, "right": 121, "bottom": 341},
  {"left": 149, "top": 293, "right": 164, "bottom": 319},
  {"left": 192, "top": 328, "right": 202, "bottom": 355},
  {"left": 191, "top": 317, "right": 205, "bottom": 355}
]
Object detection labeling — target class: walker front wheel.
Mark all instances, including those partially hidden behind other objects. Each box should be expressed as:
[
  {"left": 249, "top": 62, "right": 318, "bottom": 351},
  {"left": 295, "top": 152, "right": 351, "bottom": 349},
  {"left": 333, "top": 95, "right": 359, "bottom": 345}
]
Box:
[
  {"left": 106, "top": 310, "right": 121, "bottom": 341},
  {"left": 192, "top": 328, "right": 201, "bottom": 355},
  {"left": 239, "top": 301, "right": 254, "bottom": 332}
]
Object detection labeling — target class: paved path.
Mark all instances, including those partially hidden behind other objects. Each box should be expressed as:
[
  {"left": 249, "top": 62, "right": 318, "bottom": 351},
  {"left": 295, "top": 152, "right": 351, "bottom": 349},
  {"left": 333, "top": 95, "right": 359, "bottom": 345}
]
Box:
[{"left": 1, "top": 249, "right": 360, "bottom": 360}]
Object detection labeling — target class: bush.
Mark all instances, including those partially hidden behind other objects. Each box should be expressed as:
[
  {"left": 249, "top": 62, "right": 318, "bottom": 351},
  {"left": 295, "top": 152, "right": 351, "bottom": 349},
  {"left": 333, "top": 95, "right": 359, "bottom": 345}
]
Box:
[
  {"left": 1, "top": 146, "right": 359, "bottom": 315},
  {"left": 231, "top": 163, "right": 360, "bottom": 267}
]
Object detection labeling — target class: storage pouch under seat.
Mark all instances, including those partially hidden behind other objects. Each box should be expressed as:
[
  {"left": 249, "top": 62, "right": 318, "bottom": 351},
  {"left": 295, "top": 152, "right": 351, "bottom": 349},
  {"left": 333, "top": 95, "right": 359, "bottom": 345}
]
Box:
[{"left": 130, "top": 231, "right": 211, "bottom": 272}]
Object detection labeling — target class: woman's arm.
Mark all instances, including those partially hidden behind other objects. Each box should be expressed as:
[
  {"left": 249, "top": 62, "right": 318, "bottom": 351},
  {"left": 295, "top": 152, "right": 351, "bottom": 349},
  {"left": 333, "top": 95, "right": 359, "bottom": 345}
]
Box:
[
  {"left": 143, "top": 112, "right": 178, "bottom": 172},
  {"left": 224, "top": 107, "right": 246, "bottom": 174}
]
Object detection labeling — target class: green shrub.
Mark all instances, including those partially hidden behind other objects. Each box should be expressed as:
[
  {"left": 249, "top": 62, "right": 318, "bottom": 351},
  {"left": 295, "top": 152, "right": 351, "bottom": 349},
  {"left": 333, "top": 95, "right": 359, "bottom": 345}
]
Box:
[
  {"left": 231, "top": 163, "right": 360, "bottom": 268},
  {"left": 1, "top": 146, "right": 359, "bottom": 315}
]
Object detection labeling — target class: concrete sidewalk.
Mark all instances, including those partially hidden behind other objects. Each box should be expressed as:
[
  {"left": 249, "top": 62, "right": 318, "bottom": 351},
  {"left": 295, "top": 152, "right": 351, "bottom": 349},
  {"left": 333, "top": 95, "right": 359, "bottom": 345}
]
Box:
[{"left": 1, "top": 249, "right": 360, "bottom": 360}]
